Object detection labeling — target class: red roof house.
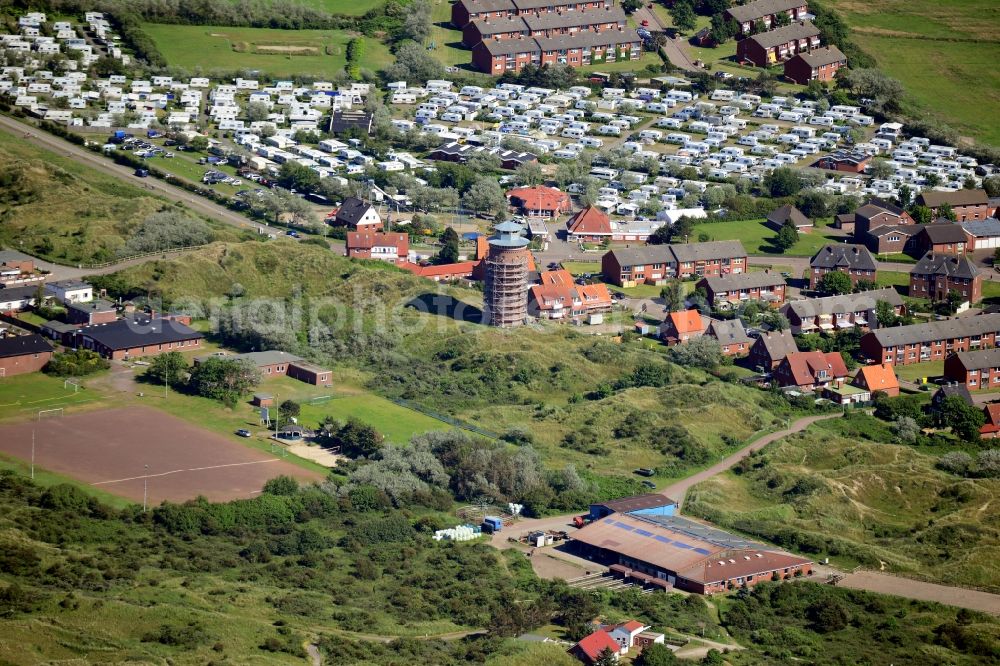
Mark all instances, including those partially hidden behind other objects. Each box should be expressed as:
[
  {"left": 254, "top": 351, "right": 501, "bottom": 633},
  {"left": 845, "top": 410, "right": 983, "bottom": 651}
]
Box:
[
  {"left": 530, "top": 269, "right": 612, "bottom": 320},
  {"left": 567, "top": 206, "right": 613, "bottom": 241},
  {"left": 401, "top": 261, "right": 477, "bottom": 281},
  {"left": 659, "top": 310, "right": 707, "bottom": 345},
  {"left": 345, "top": 231, "right": 409, "bottom": 264},
  {"left": 569, "top": 629, "right": 621, "bottom": 665},
  {"left": 981, "top": 403, "right": 1000, "bottom": 439},
  {"left": 507, "top": 185, "right": 571, "bottom": 217},
  {"left": 853, "top": 363, "right": 899, "bottom": 397},
  {"left": 775, "top": 351, "right": 848, "bottom": 390}
]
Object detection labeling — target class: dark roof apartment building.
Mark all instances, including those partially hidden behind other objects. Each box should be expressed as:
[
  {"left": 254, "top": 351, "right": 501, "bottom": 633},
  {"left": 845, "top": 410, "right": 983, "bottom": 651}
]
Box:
[
  {"left": 601, "top": 241, "right": 748, "bottom": 286},
  {"left": 909, "top": 252, "right": 982, "bottom": 304},
  {"left": 767, "top": 204, "right": 812, "bottom": 231},
  {"left": 451, "top": 0, "right": 611, "bottom": 28},
  {"left": 916, "top": 189, "right": 990, "bottom": 222},
  {"left": 944, "top": 348, "right": 1000, "bottom": 392},
  {"left": 749, "top": 329, "right": 799, "bottom": 370},
  {"left": 736, "top": 21, "right": 821, "bottom": 67},
  {"left": 74, "top": 316, "right": 204, "bottom": 360},
  {"left": 860, "top": 313, "right": 1000, "bottom": 366},
  {"left": 809, "top": 243, "right": 877, "bottom": 289},
  {"left": 472, "top": 29, "right": 641, "bottom": 74},
  {"left": 705, "top": 318, "right": 753, "bottom": 357},
  {"left": 782, "top": 288, "right": 904, "bottom": 334},
  {"left": 698, "top": 271, "right": 787, "bottom": 308},
  {"left": 726, "top": 0, "right": 809, "bottom": 34},
  {"left": 333, "top": 196, "right": 382, "bottom": 229},
  {"left": 462, "top": 6, "right": 627, "bottom": 46},
  {"left": 783, "top": 45, "right": 846, "bottom": 84},
  {"left": 912, "top": 222, "right": 969, "bottom": 256}
]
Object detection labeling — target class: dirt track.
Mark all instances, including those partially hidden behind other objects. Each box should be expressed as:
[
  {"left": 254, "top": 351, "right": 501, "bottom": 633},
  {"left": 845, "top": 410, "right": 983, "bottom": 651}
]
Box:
[
  {"left": 838, "top": 571, "right": 1000, "bottom": 616},
  {"left": 0, "top": 406, "right": 324, "bottom": 504}
]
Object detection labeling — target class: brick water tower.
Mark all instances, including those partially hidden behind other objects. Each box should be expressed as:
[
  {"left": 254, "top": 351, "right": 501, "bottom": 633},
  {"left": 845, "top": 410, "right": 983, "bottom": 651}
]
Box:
[{"left": 484, "top": 221, "right": 531, "bottom": 328}]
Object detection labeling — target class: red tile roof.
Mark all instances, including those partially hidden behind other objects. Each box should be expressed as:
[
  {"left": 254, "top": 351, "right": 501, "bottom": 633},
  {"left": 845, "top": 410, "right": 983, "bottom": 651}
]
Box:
[
  {"left": 401, "top": 261, "right": 477, "bottom": 279},
  {"left": 779, "top": 350, "right": 848, "bottom": 388},
  {"left": 574, "top": 630, "right": 620, "bottom": 662},
  {"left": 982, "top": 404, "right": 1000, "bottom": 435},
  {"left": 855, "top": 363, "right": 898, "bottom": 393},
  {"left": 507, "top": 185, "right": 571, "bottom": 213},
  {"left": 618, "top": 620, "right": 645, "bottom": 633},
  {"left": 530, "top": 270, "right": 612, "bottom": 313},
  {"left": 669, "top": 309, "right": 704, "bottom": 335},
  {"left": 567, "top": 206, "right": 612, "bottom": 235},
  {"left": 346, "top": 231, "right": 409, "bottom": 253}
]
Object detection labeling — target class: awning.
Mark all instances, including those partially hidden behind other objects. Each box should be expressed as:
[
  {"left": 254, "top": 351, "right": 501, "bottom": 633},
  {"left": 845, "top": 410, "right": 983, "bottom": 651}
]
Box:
[
  {"left": 854, "top": 317, "right": 867, "bottom": 326},
  {"left": 819, "top": 323, "right": 835, "bottom": 330},
  {"left": 835, "top": 320, "right": 853, "bottom": 328}
]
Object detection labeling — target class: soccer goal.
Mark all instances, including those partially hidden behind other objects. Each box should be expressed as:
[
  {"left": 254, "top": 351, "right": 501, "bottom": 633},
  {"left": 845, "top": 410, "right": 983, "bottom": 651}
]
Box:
[
  {"left": 64, "top": 379, "right": 80, "bottom": 393},
  {"left": 37, "top": 408, "right": 64, "bottom": 421}
]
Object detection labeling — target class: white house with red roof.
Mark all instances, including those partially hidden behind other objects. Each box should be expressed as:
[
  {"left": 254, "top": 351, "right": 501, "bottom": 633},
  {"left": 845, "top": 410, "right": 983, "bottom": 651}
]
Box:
[
  {"left": 569, "top": 629, "right": 621, "bottom": 664},
  {"left": 507, "top": 185, "right": 571, "bottom": 218}
]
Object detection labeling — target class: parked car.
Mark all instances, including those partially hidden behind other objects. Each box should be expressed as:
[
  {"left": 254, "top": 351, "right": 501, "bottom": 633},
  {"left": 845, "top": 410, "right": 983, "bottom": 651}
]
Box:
[
  {"left": 134, "top": 168, "right": 149, "bottom": 177},
  {"left": 235, "top": 429, "right": 251, "bottom": 438},
  {"left": 634, "top": 468, "right": 655, "bottom": 477}
]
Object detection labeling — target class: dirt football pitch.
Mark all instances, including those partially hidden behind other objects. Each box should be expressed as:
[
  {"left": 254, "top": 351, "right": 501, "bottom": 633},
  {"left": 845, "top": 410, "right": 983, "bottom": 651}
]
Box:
[{"left": 0, "top": 406, "right": 324, "bottom": 504}]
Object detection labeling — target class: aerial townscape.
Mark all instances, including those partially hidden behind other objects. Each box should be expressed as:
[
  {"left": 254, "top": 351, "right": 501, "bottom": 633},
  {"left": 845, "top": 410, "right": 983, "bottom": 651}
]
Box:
[{"left": 1, "top": 0, "right": 999, "bottom": 664}]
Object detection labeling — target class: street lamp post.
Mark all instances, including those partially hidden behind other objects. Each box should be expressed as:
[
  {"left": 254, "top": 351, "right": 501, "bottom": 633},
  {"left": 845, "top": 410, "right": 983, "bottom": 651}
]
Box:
[
  {"left": 143, "top": 464, "right": 149, "bottom": 512},
  {"left": 30, "top": 430, "right": 35, "bottom": 481}
]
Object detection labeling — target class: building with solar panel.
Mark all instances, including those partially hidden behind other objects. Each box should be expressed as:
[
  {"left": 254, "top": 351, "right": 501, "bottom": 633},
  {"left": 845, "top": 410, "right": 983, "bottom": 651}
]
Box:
[{"left": 571, "top": 507, "right": 813, "bottom": 594}]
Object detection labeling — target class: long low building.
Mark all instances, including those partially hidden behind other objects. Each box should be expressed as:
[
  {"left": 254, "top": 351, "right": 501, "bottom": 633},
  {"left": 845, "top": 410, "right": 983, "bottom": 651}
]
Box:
[
  {"left": 782, "top": 288, "right": 904, "bottom": 334},
  {"left": 698, "top": 271, "right": 787, "bottom": 309},
  {"left": 472, "top": 29, "right": 641, "bottom": 74},
  {"left": 944, "top": 348, "right": 1000, "bottom": 391},
  {"left": 451, "top": 0, "right": 611, "bottom": 29},
  {"left": 74, "top": 316, "right": 203, "bottom": 360},
  {"left": 572, "top": 512, "right": 813, "bottom": 594},
  {"left": 196, "top": 350, "right": 332, "bottom": 386},
  {"left": 860, "top": 313, "right": 1000, "bottom": 366},
  {"left": 602, "top": 241, "right": 748, "bottom": 286}
]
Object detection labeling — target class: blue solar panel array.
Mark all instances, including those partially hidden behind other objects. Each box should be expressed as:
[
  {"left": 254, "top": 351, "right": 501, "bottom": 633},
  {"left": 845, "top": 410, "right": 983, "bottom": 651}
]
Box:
[{"left": 605, "top": 519, "right": 712, "bottom": 556}]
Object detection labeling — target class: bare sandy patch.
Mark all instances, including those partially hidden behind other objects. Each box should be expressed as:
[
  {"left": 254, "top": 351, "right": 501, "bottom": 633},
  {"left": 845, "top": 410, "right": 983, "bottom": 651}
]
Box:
[
  {"left": 255, "top": 45, "right": 318, "bottom": 55},
  {"left": 286, "top": 443, "right": 342, "bottom": 468}
]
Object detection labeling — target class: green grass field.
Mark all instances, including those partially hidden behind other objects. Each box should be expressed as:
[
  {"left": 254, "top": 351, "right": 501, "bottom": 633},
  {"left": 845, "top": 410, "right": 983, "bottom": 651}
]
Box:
[
  {"left": 692, "top": 218, "right": 840, "bottom": 256},
  {"left": 826, "top": 0, "right": 1000, "bottom": 147},
  {"left": 892, "top": 360, "right": 944, "bottom": 383},
  {"left": 298, "top": 393, "right": 450, "bottom": 444},
  {"left": 142, "top": 24, "right": 393, "bottom": 77},
  {"left": 0, "top": 373, "right": 108, "bottom": 423},
  {"left": 292, "top": 0, "right": 384, "bottom": 14}
]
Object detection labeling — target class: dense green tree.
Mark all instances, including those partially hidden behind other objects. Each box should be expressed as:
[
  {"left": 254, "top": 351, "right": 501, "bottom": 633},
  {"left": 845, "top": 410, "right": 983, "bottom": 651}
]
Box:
[
  {"left": 188, "top": 358, "right": 260, "bottom": 406},
  {"left": 937, "top": 202, "right": 957, "bottom": 221},
  {"left": 669, "top": 337, "right": 722, "bottom": 369},
  {"left": 636, "top": 643, "right": 678, "bottom": 665},
  {"left": 909, "top": 204, "right": 933, "bottom": 225},
  {"left": 936, "top": 396, "right": 985, "bottom": 443},
  {"left": 764, "top": 167, "right": 803, "bottom": 197},
  {"left": 670, "top": 0, "right": 697, "bottom": 32},
  {"left": 514, "top": 161, "right": 543, "bottom": 187},
  {"left": 327, "top": 417, "right": 384, "bottom": 458},
  {"left": 818, "top": 270, "right": 852, "bottom": 295},
  {"left": 983, "top": 175, "right": 1000, "bottom": 198},
  {"left": 277, "top": 161, "right": 320, "bottom": 193},
  {"left": 875, "top": 300, "right": 899, "bottom": 327},
  {"left": 146, "top": 351, "right": 186, "bottom": 386},
  {"left": 462, "top": 178, "right": 506, "bottom": 215},
  {"left": 773, "top": 220, "right": 799, "bottom": 252},
  {"left": 660, "top": 280, "right": 686, "bottom": 312},
  {"left": 435, "top": 227, "right": 460, "bottom": 265},
  {"left": 262, "top": 475, "right": 299, "bottom": 495},
  {"left": 44, "top": 350, "right": 110, "bottom": 377}
]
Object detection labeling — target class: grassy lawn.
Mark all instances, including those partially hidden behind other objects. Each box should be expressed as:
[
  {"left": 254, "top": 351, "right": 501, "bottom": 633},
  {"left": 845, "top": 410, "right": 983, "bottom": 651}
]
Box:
[
  {"left": 298, "top": 392, "right": 450, "bottom": 443},
  {"left": 560, "top": 261, "right": 601, "bottom": 276},
  {"left": 692, "top": 218, "right": 839, "bottom": 256},
  {"left": 294, "top": 0, "right": 384, "bottom": 14},
  {"left": 0, "top": 373, "right": 109, "bottom": 423},
  {"left": 876, "top": 270, "right": 911, "bottom": 290},
  {"left": 893, "top": 360, "right": 944, "bottom": 383},
  {"left": 825, "top": 0, "right": 1000, "bottom": 147},
  {"left": 143, "top": 24, "right": 393, "bottom": 77}
]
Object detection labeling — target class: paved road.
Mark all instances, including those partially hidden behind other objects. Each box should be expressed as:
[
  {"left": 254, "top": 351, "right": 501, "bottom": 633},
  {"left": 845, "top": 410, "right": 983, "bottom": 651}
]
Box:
[{"left": 660, "top": 36, "right": 701, "bottom": 73}]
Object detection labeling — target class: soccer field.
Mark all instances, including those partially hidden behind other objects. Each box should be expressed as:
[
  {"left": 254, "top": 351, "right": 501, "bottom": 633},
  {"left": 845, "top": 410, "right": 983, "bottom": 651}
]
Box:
[
  {"left": 298, "top": 393, "right": 451, "bottom": 444},
  {"left": 0, "top": 373, "right": 105, "bottom": 422}
]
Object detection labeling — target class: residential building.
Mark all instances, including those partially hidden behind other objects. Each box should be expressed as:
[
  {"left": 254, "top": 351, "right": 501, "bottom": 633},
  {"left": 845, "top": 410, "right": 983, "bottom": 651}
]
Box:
[
  {"left": 725, "top": 0, "right": 809, "bottom": 35},
  {"left": 853, "top": 363, "right": 899, "bottom": 397},
  {"left": 832, "top": 212, "right": 856, "bottom": 231},
  {"left": 981, "top": 403, "right": 1000, "bottom": 439},
  {"left": 783, "top": 45, "right": 846, "bottom": 84},
  {"left": 813, "top": 150, "right": 870, "bottom": 174},
  {"left": 908, "top": 252, "right": 982, "bottom": 304},
  {"left": 961, "top": 219, "right": 1000, "bottom": 251},
  {"left": 602, "top": 245, "right": 676, "bottom": 286},
  {"left": 569, "top": 629, "right": 621, "bottom": 665},
  {"left": 74, "top": 315, "right": 204, "bottom": 360},
  {"left": 915, "top": 189, "right": 990, "bottom": 222},
  {"left": 462, "top": 7, "right": 627, "bottom": 46},
  {"left": 332, "top": 197, "right": 382, "bottom": 230},
  {"left": 912, "top": 222, "right": 968, "bottom": 256},
  {"left": 44, "top": 279, "right": 93, "bottom": 304},
  {"left": 589, "top": 493, "right": 678, "bottom": 521},
  {"left": 471, "top": 30, "right": 641, "bottom": 74},
  {"left": 329, "top": 109, "right": 372, "bottom": 135},
  {"left": 345, "top": 231, "right": 409, "bottom": 264},
  {"left": 748, "top": 329, "right": 798, "bottom": 370},
  {"left": 0, "top": 286, "right": 42, "bottom": 312},
  {"left": 572, "top": 512, "right": 813, "bottom": 595},
  {"left": 670, "top": 240, "right": 748, "bottom": 279},
  {"left": 705, "top": 318, "right": 752, "bottom": 357},
  {"left": 462, "top": 15, "right": 528, "bottom": 46},
  {"left": 931, "top": 383, "right": 973, "bottom": 411},
  {"left": 0, "top": 334, "right": 53, "bottom": 377},
  {"left": 860, "top": 314, "right": 1000, "bottom": 366},
  {"left": 566, "top": 205, "right": 612, "bottom": 241},
  {"left": 451, "top": 0, "right": 611, "bottom": 29},
  {"left": 507, "top": 185, "right": 571, "bottom": 217},
  {"left": 660, "top": 309, "right": 707, "bottom": 345},
  {"left": 766, "top": 203, "right": 812, "bottom": 232},
  {"left": 774, "top": 350, "right": 848, "bottom": 390},
  {"left": 608, "top": 621, "right": 663, "bottom": 655},
  {"left": 943, "top": 349, "right": 1000, "bottom": 391},
  {"left": 65, "top": 298, "right": 117, "bottom": 325},
  {"left": 808, "top": 244, "right": 878, "bottom": 289},
  {"left": 782, "top": 288, "right": 905, "bottom": 334},
  {"left": 529, "top": 269, "right": 612, "bottom": 319},
  {"left": 698, "top": 271, "right": 786, "bottom": 309},
  {"left": 853, "top": 200, "right": 915, "bottom": 254},
  {"left": 736, "top": 21, "right": 821, "bottom": 67}
]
